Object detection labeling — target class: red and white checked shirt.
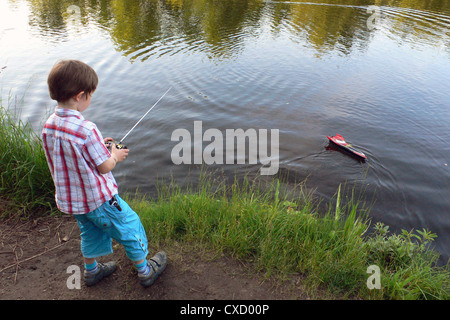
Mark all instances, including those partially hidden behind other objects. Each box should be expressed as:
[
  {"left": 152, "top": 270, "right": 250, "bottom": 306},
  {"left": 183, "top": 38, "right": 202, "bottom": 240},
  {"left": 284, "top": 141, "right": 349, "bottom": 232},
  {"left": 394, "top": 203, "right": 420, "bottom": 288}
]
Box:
[{"left": 41, "top": 108, "right": 118, "bottom": 214}]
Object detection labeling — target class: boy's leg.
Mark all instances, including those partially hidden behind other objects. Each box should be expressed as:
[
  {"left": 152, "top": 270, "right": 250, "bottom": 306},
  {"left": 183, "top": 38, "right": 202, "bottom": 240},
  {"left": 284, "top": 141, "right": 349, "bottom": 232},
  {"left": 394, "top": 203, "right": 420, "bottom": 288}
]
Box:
[
  {"left": 79, "top": 195, "right": 168, "bottom": 287},
  {"left": 84, "top": 257, "right": 96, "bottom": 265},
  {"left": 74, "top": 212, "right": 115, "bottom": 258},
  {"left": 74, "top": 213, "right": 117, "bottom": 286},
  {"left": 104, "top": 195, "right": 149, "bottom": 261},
  {"left": 106, "top": 195, "right": 168, "bottom": 287},
  {"left": 134, "top": 259, "right": 149, "bottom": 276},
  {"left": 84, "top": 258, "right": 97, "bottom": 273}
]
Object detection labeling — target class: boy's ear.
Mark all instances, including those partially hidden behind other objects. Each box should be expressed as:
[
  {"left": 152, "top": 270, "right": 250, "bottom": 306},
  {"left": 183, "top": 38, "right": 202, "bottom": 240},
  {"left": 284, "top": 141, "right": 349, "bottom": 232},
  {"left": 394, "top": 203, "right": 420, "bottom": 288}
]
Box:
[{"left": 74, "top": 91, "right": 85, "bottom": 102}]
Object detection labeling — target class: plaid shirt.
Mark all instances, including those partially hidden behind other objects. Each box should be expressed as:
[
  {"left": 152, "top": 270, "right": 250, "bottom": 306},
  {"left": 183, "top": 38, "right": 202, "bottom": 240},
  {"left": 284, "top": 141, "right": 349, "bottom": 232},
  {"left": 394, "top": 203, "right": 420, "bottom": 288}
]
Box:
[{"left": 41, "top": 108, "right": 118, "bottom": 214}]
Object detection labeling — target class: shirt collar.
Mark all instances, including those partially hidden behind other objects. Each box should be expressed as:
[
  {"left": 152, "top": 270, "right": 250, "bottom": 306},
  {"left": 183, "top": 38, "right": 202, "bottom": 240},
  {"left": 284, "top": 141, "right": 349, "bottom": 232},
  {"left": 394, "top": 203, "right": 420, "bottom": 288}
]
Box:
[{"left": 55, "top": 107, "right": 84, "bottom": 120}]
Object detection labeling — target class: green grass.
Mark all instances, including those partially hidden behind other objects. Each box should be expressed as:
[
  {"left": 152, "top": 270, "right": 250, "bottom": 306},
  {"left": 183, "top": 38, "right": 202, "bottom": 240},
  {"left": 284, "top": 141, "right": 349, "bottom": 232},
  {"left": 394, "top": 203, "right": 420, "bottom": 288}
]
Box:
[
  {"left": 127, "top": 175, "right": 449, "bottom": 299},
  {"left": 0, "top": 101, "right": 448, "bottom": 299},
  {"left": 0, "top": 98, "right": 56, "bottom": 217}
]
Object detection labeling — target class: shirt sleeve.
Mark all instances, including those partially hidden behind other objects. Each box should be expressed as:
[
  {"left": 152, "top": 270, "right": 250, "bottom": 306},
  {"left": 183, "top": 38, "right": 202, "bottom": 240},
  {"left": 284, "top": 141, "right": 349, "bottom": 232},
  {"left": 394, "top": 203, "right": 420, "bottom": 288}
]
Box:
[{"left": 82, "top": 124, "right": 111, "bottom": 167}]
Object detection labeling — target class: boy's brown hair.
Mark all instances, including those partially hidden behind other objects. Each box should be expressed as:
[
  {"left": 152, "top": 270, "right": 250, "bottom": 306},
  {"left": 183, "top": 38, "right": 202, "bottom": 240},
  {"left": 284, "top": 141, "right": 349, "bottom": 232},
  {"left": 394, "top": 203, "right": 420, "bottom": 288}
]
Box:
[{"left": 48, "top": 60, "right": 98, "bottom": 103}]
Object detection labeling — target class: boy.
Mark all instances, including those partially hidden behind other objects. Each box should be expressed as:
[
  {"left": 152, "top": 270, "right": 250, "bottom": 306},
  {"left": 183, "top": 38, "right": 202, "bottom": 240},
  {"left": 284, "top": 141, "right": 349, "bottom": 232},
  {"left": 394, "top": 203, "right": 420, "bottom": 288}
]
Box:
[{"left": 41, "top": 59, "right": 167, "bottom": 287}]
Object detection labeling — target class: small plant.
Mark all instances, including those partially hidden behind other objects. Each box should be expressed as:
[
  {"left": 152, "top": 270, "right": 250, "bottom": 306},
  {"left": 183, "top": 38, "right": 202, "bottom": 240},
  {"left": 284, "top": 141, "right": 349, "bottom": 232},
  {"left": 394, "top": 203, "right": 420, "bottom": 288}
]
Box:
[
  {"left": 366, "top": 222, "right": 449, "bottom": 299},
  {"left": 367, "top": 222, "right": 437, "bottom": 271}
]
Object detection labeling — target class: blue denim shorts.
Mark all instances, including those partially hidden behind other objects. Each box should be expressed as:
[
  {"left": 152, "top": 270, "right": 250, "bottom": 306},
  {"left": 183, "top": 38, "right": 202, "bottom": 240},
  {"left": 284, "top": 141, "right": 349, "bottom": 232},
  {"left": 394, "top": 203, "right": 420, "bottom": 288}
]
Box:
[{"left": 74, "top": 195, "right": 148, "bottom": 262}]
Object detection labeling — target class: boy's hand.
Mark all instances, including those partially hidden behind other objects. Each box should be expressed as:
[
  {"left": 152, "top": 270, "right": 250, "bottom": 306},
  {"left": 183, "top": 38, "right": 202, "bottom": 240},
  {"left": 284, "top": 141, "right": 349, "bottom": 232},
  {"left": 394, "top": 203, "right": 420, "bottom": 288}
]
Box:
[
  {"left": 104, "top": 137, "right": 127, "bottom": 151},
  {"left": 110, "top": 143, "right": 129, "bottom": 163},
  {"left": 97, "top": 140, "right": 129, "bottom": 174},
  {"left": 104, "top": 137, "right": 114, "bottom": 144}
]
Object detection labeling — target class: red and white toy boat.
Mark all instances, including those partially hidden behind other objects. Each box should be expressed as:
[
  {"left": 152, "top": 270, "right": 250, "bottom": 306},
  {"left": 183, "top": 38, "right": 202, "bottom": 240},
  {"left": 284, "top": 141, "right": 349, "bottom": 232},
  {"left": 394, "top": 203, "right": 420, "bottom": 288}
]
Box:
[{"left": 326, "top": 134, "right": 367, "bottom": 159}]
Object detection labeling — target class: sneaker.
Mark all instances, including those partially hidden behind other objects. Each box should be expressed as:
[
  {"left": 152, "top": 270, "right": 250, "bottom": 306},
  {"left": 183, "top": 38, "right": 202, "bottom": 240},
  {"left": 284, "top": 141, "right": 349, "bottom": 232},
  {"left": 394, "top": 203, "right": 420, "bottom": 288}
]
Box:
[
  {"left": 84, "top": 261, "right": 117, "bottom": 287},
  {"left": 138, "top": 251, "right": 168, "bottom": 288}
]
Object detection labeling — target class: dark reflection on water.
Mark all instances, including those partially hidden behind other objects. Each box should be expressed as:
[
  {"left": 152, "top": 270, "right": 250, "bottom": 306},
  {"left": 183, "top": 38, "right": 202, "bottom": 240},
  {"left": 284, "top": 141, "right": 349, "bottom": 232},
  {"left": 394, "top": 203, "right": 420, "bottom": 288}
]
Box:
[
  {"left": 24, "top": 0, "right": 450, "bottom": 60},
  {"left": 1, "top": 0, "right": 449, "bottom": 263}
]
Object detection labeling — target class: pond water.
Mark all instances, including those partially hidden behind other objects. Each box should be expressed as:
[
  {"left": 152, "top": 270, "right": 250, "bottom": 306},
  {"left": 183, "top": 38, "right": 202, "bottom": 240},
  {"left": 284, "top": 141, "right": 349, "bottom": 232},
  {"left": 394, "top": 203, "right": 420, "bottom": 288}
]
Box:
[{"left": 0, "top": 0, "right": 449, "bottom": 263}]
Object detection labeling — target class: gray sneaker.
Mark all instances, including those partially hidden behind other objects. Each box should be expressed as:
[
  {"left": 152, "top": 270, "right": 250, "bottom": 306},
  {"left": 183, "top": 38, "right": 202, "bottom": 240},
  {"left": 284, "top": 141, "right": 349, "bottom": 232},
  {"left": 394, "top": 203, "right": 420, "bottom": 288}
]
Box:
[
  {"left": 138, "top": 251, "right": 168, "bottom": 288},
  {"left": 84, "top": 261, "right": 117, "bottom": 287}
]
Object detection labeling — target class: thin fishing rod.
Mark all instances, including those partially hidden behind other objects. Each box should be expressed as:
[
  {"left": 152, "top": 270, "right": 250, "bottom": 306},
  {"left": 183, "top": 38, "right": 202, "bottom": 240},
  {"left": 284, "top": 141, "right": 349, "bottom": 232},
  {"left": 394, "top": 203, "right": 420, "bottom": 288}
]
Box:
[{"left": 119, "top": 86, "right": 172, "bottom": 144}]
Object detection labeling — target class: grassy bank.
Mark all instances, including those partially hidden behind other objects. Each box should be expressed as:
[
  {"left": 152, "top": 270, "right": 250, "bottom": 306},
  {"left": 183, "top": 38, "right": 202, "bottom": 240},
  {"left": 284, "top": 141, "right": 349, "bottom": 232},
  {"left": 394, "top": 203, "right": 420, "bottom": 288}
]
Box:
[
  {"left": 0, "top": 100, "right": 55, "bottom": 216},
  {"left": 128, "top": 177, "right": 449, "bottom": 299},
  {"left": 0, "top": 104, "right": 448, "bottom": 299}
]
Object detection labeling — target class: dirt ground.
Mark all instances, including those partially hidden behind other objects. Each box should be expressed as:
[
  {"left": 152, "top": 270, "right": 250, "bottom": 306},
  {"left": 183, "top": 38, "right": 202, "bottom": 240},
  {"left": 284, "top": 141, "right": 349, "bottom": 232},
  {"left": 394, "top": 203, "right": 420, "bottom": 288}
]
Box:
[{"left": 0, "top": 214, "right": 312, "bottom": 301}]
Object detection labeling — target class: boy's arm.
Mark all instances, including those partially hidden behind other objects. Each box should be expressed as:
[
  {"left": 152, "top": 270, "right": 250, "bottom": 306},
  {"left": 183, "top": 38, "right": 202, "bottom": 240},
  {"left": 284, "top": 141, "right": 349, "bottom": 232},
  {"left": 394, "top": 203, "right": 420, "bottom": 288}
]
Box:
[
  {"left": 97, "top": 143, "right": 129, "bottom": 174},
  {"left": 82, "top": 126, "right": 129, "bottom": 174}
]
